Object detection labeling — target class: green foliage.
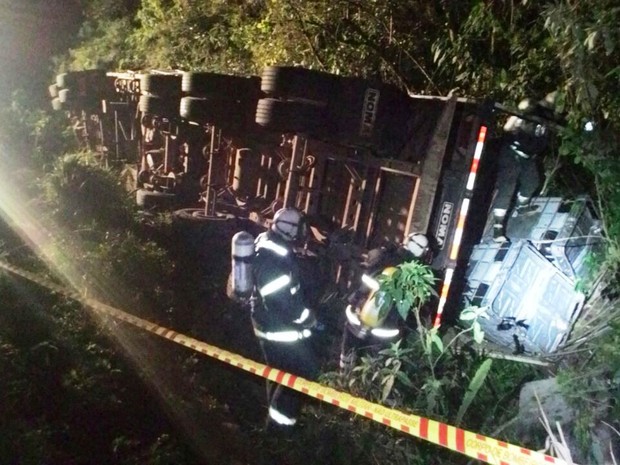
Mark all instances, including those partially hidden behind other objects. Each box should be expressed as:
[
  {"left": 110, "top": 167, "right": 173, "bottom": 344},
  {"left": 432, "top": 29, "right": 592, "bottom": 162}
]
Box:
[
  {"left": 332, "top": 293, "right": 501, "bottom": 426},
  {"left": 0, "top": 90, "right": 77, "bottom": 171},
  {"left": 459, "top": 305, "right": 488, "bottom": 344},
  {"left": 348, "top": 339, "right": 417, "bottom": 404},
  {"left": 0, "top": 275, "right": 195, "bottom": 464},
  {"left": 331, "top": 325, "right": 526, "bottom": 431},
  {"left": 124, "top": 0, "right": 258, "bottom": 72},
  {"left": 113, "top": 433, "right": 189, "bottom": 465},
  {"left": 558, "top": 318, "right": 620, "bottom": 418},
  {"left": 40, "top": 229, "right": 177, "bottom": 323},
  {"left": 455, "top": 358, "right": 493, "bottom": 425},
  {"left": 377, "top": 260, "right": 436, "bottom": 321},
  {"left": 88, "top": 232, "right": 176, "bottom": 316},
  {"left": 541, "top": 3, "right": 620, "bottom": 280},
  {"left": 83, "top": 0, "right": 141, "bottom": 22},
  {"left": 333, "top": 260, "right": 499, "bottom": 425},
  {"left": 431, "top": 2, "right": 560, "bottom": 98},
  {"left": 61, "top": 18, "right": 137, "bottom": 71},
  {"left": 42, "top": 152, "right": 134, "bottom": 230}
]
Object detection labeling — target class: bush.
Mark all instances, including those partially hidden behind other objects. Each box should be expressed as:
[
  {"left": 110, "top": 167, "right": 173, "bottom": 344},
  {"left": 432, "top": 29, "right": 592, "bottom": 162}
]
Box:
[{"left": 42, "top": 152, "right": 134, "bottom": 230}]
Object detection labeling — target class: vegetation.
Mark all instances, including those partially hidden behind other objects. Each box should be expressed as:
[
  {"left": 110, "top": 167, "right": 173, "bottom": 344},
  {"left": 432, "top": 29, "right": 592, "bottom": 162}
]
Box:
[
  {"left": 322, "top": 261, "right": 541, "bottom": 464},
  {"left": 0, "top": 0, "right": 619, "bottom": 464}
]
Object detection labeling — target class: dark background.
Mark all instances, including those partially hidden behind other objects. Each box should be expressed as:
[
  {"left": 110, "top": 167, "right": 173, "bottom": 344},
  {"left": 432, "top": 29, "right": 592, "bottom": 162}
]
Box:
[{"left": 0, "top": 1, "right": 81, "bottom": 103}]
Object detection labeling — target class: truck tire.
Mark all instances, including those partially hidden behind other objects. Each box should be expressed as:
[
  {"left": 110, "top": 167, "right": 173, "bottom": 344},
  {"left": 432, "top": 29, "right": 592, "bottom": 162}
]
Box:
[
  {"left": 58, "top": 88, "right": 71, "bottom": 104},
  {"left": 51, "top": 97, "right": 63, "bottom": 111},
  {"left": 255, "top": 98, "right": 327, "bottom": 134},
  {"left": 56, "top": 69, "right": 107, "bottom": 90},
  {"left": 137, "top": 169, "right": 151, "bottom": 187},
  {"left": 49, "top": 83, "right": 59, "bottom": 98},
  {"left": 57, "top": 88, "right": 102, "bottom": 113},
  {"left": 182, "top": 72, "right": 261, "bottom": 100},
  {"left": 172, "top": 209, "right": 239, "bottom": 270},
  {"left": 56, "top": 70, "right": 110, "bottom": 106},
  {"left": 139, "top": 95, "right": 181, "bottom": 118},
  {"left": 179, "top": 96, "right": 246, "bottom": 127},
  {"left": 261, "top": 66, "right": 337, "bottom": 103},
  {"left": 136, "top": 189, "right": 176, "bottom": 210},
  {"left": 172, "top": 208, "right": 234, "bottom": 222},
  {"left": 140, "top": 74, "right": 182, "bottom": 97}
]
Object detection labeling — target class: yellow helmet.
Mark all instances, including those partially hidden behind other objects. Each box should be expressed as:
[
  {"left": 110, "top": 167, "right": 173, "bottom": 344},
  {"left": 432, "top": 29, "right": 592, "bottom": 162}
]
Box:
[{"left": 381, "top": 266, "right": 398, "bottom": 277}]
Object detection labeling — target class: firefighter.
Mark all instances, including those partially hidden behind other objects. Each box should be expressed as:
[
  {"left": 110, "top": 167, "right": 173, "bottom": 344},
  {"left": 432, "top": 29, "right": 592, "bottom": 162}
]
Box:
[
  {"left": 492, "top": 92, "right": 558, "bottom": 242},
  {"left": 252, "top": 207, "right": 320, "bottom": 431},
  {"left": 339, "top": 232, "right": 431, "bottom": 373}
]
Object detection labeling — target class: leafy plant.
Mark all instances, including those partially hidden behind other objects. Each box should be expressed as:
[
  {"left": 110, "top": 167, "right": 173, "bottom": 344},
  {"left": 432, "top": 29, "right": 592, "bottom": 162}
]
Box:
[
  {"left": 0, "top": 90, "right": 77, "bottom": 172},
  {"left": 332, "top": 260, "right": 498, "bottom": 426},
  {"left": 455, "top": 358, "right": 493, "bottom": 425},
  {"left": 42, "top": 152, "right": 134, "bottom": 230},
  {"left": 348, "top": 339, "right": 417, "bottom": 404},
  {"left": 459, "top": 305, "right": 489, "bottom": 345},
  {"left": 377, "top": 260, "right": 436, "bottom": 321}
]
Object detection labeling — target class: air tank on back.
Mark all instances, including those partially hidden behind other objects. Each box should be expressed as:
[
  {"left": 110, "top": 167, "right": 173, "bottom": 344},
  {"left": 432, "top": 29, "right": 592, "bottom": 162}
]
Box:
[{"left": 231, "top": 231, "right": 255, "bottom": 301}]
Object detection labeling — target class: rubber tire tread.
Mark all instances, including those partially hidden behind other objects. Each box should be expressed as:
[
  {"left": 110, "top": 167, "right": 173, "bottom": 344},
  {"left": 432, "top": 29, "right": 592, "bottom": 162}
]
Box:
[
  {"left": 180, "top": 96, "right": 246, "bottom": 127},
  {"left": 255, "top": 98, "right": 326, "bottom": 134},
  {"left": 182, "top": 72, "right": 261, "bottom": 99},
  {"left": 139, "top": 95, "right": 181, "bottom": 118},
  {"left": 56, "top": 70, "right": 107, "bottom": 89},
  {"left": 51, "top": 98, "right": 63, "bottom": 111},
  {"left": 140, "top": 74, "right": 182, "bottom": 97},
  {"left": 136, "top": 189, "right": 176, "bottom": 210},
  {"left": 58, "top": 88, "right": 71, "bottom": 104},
  {"left": 261, "top": 66, "right": 336, "bottom": 103}
]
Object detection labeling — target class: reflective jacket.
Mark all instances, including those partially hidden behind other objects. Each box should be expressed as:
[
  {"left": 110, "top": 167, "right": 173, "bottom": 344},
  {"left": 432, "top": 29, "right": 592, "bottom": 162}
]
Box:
[
  {"left": 503, "top": 104, "right": 555, "bottom": 159},
  {"left": 251, "top": 231, "right": 315, "bottom": 342},
  {"left": 345, "top": 244, "right": 414, "bottom": 340}
]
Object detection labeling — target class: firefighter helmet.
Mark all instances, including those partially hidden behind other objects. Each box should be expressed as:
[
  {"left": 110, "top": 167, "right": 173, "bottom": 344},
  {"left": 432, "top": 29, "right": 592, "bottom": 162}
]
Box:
[
  {"left": 381, "top": 266, "right": 398, "bottom": 277},
  {"left": 538, "top": 91, "right": 557, "bottom": 110},
  {"left": 517, "top": 98, "right": 536, "bottom": 112},
  {"left": 404, "top": 232, "right": 429, "bottom": 258},
  {"left": 271, "top": 207, "right": 307, "bottom": 242},
  {"left": 359, "top": 266, "right": 398, "bottom": 328}
]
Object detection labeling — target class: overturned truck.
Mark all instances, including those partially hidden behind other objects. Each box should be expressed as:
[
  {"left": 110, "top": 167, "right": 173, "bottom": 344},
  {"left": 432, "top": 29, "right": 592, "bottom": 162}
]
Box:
[{"left": 49, "top": 66, "right": 603, "bottom": 358}]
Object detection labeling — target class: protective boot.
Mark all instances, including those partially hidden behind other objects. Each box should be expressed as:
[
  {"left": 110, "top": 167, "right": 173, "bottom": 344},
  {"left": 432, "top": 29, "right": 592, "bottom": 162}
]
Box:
[
  {"left": 515, "top": 194, "right": 538, "bottom": 216},
  {"left": 492, "top": 209, "right": 508, "bottom": 243}
]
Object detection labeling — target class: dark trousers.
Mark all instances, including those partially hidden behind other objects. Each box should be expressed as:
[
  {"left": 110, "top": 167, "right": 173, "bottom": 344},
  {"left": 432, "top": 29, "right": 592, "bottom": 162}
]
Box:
[
  {"left": 493, "top": 144, "right": 543, "bottom": 211},
  {"left": 259, "top": 337, "right": 319, "bottom": 425}
]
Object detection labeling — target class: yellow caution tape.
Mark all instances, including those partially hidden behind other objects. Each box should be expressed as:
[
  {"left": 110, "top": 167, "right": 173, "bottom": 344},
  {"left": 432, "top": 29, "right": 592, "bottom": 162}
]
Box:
[{"left": 0, "top": 260, "right": 570, "bottom": 465}]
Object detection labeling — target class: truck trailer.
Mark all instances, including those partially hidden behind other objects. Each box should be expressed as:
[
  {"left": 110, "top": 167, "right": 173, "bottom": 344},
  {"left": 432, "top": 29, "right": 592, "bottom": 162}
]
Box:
[{"left": 50, "top": 66, "right": 604, "bottom": 357}]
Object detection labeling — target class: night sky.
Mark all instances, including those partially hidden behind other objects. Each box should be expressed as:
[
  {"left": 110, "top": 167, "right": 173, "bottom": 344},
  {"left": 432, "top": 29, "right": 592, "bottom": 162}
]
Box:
[{"left": 0, "top": 0, "right": 82, "bottom": 102}]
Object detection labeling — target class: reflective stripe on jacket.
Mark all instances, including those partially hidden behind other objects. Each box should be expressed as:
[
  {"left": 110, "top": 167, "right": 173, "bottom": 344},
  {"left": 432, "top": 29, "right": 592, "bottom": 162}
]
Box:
[
  {"left": 252, "top": 231, "right": 314, "bottom": 336},
  {"left": 254, "top": 327, "right": 312, "bottom": 342}
]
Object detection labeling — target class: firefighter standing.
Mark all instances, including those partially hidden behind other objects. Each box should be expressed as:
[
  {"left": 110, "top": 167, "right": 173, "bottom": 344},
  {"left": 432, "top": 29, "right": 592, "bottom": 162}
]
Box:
[
  {"left": 340, "top": 233, "right": 431, "bottom": 373},
  {"left": 492, "top": 92, "right": 559, "bottom": 242},
  {"left": 252, "top": 207, "right": 319, "bottom": 430}
]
